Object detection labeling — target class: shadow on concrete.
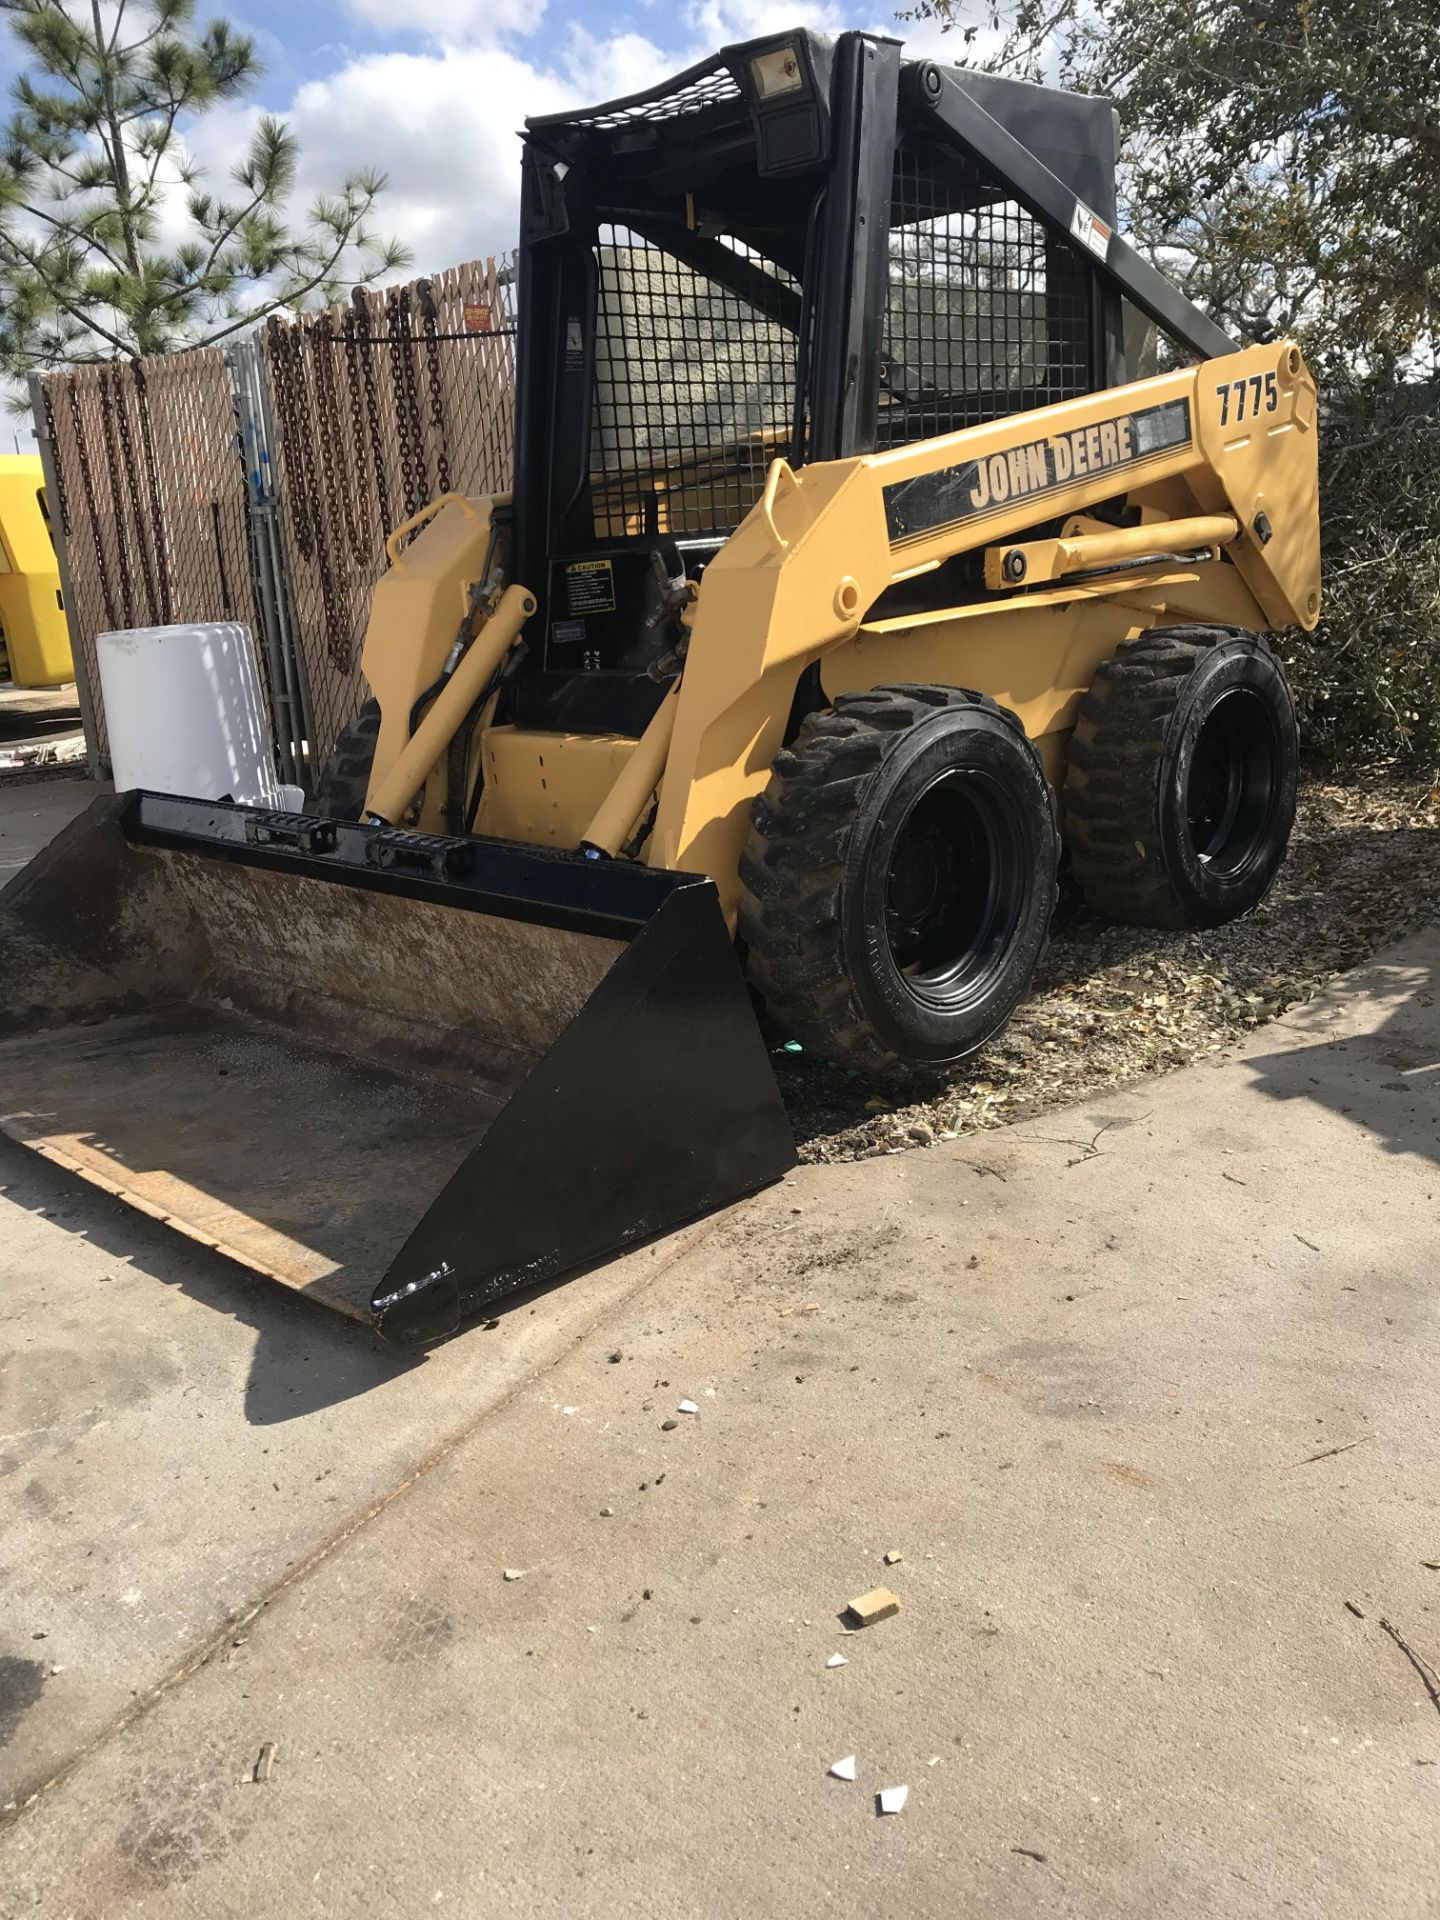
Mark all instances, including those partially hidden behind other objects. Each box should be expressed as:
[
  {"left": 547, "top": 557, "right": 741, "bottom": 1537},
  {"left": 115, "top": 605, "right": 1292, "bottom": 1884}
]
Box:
[
  {"left": 0, "top": 709, "right": 81, "bottom": 745},
  {"left": 1243, "top": 955, "right": 1440, "bottom": 1167},
  {"left": 0, "top": 1137, "right": 424, "bottom": 1425}
]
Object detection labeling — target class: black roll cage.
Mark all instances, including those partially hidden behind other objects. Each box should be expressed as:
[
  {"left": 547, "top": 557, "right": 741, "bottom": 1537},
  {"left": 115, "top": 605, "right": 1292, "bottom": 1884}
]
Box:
[{"left": 509, "top": 29, "right": 1236, "bottom": 728}]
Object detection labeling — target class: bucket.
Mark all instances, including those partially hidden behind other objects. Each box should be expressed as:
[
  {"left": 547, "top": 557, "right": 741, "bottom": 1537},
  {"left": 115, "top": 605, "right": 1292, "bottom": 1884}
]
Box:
[{"left": 0, "top": 793, "right": 795, "bottom": 1343}]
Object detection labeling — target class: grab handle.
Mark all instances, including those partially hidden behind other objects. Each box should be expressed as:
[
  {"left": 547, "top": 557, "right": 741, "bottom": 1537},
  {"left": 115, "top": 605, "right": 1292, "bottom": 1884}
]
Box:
[
  {"left": 384, "top": 493, "right": 480, "bottom": 568},
  {"left": 759, "top": 458, "right": 802, "bottom": 556}
]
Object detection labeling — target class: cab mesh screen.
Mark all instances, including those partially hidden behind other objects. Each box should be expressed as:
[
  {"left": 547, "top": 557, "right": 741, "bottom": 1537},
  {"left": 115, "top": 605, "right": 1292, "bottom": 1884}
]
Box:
[
  {"left": 590, "top": 228, "right": 799, "bottom": 540},
  {"left": 883, "top": 139, "right": 1094, "bottom": 447}
]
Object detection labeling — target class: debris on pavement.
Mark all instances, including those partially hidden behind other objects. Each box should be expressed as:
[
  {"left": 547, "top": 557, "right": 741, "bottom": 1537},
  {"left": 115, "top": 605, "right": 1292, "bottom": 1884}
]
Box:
[
  {"left": 825, "top": 1653, "right": 847, "bottom": 1669},
  {"left": 677, "top": 1399, "right": 699, "bottom": 1415},
  {"left": 252, "top": 1742, "right": 277, "bottom": 1784},
  {"left": 1345, "top": 1601, "right": 1366, "bottom": 1619},
  {"left": 883, "top": 1550, "right": 903, "bottom": 1566},
  {"left": 877, "top": 1785, "right": 909, "bottom": 1815},
  {"left": 847, "top": 1587, "right": 902, "bottom": 1628},
  {"left": 1378, "top": 1616, "right": 1440, "bottom": 1716},
  {"left": 1294, "top": 1436, "right": 1373, "bottom": 1468},
  {"left": 828, "top": 1755, "right": 857, "bottom": 1781},
  {"left": 502, "top": 1568, "right": 526, "bottom": 1582},
  {"left": 661, "top": 1419, "right": 679, "bottom": 1431}
]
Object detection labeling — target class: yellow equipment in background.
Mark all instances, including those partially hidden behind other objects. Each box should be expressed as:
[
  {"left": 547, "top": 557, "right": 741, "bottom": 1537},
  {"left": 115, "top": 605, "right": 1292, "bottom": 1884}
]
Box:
[{"left": 0, "top": 454, "right": 71, "bottom": 688}]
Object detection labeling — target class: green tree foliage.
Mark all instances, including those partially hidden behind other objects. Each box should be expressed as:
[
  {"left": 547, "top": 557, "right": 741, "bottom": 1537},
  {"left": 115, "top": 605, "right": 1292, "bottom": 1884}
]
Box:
[
  {"left": 1303, "top": 388, "right": 1440, "bottom": 766},
  {"left": 905, "top": 0, "right": 1440, "bottom": 769},
  {"left": 0, "top": 0, "right": 411, "bottom": 372}
]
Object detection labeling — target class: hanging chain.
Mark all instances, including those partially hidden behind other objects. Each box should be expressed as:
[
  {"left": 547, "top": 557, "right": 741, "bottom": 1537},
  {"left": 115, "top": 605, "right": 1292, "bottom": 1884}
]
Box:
[
  {"left": 269, "top": 322, "right": 313, "bottom": 558},
  {"left": 302, "top": 323, "right": 352, "bottom": 674},
  {"left": 66, "top": 380, "right": 118, "bottom": 631},
  {"left": 110, "top": 362, "right": 160, "bottom": 623},
  {"left": 353, "top": 290, "right": 392, "bottom": 540},
  {"left": 387, "top": 284, "right": 428, "bottom": 518},
  {"left": 342, "top": 306, "right": 376, "bottom": 558},
  {"left": 313, "top": 312, "right": 364, "bottom": 570},
  {"left": 132, "top": 362, "right": 174, "bottom": 624},
  {"left": 266, "top": 317, "right": 352, "bottom": 673},
  {"left": 418, "top": 276, "right": 452, "bottom": 497},
  {"left": 95, "top": 364, "right": 136, "bottom": 627},
  {"left": 40, "top": 382, "right": 71, "bottom": 540}
]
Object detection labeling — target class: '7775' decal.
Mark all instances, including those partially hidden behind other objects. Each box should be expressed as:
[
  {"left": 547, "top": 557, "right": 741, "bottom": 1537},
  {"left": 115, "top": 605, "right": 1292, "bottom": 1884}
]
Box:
[{"left": 1217, "top": 370, "right": 1278, "bottom": 426}]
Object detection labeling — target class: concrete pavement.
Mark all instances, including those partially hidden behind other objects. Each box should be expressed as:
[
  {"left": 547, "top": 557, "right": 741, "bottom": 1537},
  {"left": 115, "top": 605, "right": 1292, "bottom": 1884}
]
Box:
[
  {"left": 2, "top": 778, "right": 1438, "bottom": 1916},
  {"left": 0, "top": 774, "right": 104, "bottom": 887}
]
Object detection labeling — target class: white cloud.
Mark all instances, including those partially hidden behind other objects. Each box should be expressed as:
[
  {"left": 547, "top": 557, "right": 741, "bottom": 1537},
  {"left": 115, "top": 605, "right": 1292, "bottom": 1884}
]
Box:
[
  {"left": 187, "top": 22, "right": 680, "bottom": 272},
  {"left": 286, "top": 46, "right": 564, "bottom": 264},
  {"left": 558, "top": 27, "right": 675, "bottom": 106},
  {"left": 178, "top": 9, "right": 1009, "bottom": 280},
  {"left": 683, "top": 0, "right": 848, "bottom": 41},
  {"left": 342, "top": 0, "right": 546, "bottom": 47}
]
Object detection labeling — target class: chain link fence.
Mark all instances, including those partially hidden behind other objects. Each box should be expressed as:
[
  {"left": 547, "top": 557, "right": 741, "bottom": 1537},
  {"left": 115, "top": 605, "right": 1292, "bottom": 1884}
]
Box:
[
  {"left": 32, "top": 255, "right": 518, "bottom": 784},
  {"left": 35, "top": 349, "right": 260, "bottom": 767},
  {"left": 260, "top": 258, "right": 516, "bottom": 770}
]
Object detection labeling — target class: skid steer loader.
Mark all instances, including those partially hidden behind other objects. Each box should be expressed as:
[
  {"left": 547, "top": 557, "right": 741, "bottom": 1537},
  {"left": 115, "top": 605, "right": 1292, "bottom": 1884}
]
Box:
[{"left": 0, "top": 30, "right": 1320, "bottom": 1344}]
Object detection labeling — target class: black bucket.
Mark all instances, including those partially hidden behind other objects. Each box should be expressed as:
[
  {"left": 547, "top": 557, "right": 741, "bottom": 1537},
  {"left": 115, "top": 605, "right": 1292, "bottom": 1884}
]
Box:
[{"left": 0, "top": 793, "right": 795, "bottom": 1343}]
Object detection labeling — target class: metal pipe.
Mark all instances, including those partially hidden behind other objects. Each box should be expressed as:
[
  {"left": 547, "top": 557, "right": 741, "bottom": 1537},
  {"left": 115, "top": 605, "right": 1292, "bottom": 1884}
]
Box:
[
  {"left": 229, "top": 343, "right": 299, "bottom": 787},
  {"left": 248, "top": 337, "right": 318, "bottom": 784},
  {"left": 581, "top": 684, "right": 680, "bottom": 858},
  {"left": 365, "top": 582, "right": 535, "bottom": 825}
]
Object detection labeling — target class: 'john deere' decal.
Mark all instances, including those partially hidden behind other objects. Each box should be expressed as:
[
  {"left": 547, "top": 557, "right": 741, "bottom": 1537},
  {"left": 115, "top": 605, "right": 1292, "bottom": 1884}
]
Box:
[{"left": 883, "top": 398, "right": 1192, "bottom": 545}]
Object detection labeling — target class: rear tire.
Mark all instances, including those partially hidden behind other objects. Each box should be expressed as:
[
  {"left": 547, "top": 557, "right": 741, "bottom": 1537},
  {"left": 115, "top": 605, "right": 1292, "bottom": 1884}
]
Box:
[
  {"left": 1064, "top": 626, "right": 1299, "bottom": 929},
  {"left": 739, "top": 684, "right": 1059, "bottom": 1078},
  {"left": 314, "top": 699, "right": 381, "bottom": 820}
]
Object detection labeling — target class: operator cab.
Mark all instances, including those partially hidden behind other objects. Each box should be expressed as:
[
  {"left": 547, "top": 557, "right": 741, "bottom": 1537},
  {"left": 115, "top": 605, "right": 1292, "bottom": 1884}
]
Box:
[{"left": 508, "top": 29, "right": 1181, "bottom": 737}]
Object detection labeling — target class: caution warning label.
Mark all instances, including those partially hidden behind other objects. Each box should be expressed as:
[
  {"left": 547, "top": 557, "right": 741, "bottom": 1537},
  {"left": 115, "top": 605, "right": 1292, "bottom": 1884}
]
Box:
[{"left": 565, "top": 558, "right": 617, "bottom": 617}]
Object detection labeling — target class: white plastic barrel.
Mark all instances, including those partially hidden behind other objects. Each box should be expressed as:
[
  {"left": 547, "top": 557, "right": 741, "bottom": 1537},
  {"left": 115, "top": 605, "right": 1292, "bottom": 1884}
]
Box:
[{"left": 96, "top": 622, "right": 302, "bottom": 809}]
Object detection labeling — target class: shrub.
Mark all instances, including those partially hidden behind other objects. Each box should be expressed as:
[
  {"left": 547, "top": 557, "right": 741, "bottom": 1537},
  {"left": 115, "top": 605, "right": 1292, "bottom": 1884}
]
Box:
[{"left": 1280, "top": 382, "right": 1440, "bottom": 777}]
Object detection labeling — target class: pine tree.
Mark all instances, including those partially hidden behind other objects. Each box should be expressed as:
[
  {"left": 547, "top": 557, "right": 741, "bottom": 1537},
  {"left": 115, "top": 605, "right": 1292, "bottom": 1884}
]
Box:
[{"left": 0, "top": 0, "right": 411, "bottom": 372}]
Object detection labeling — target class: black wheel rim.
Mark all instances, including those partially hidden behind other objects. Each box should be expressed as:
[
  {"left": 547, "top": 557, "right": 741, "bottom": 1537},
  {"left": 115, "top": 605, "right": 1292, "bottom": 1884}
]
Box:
[
  {"left": 882, "top": 769, "right": 1028, "bottom": 1014},
  {"left": 1185, "top": 687, "right": 1281, "bottom": 877}
]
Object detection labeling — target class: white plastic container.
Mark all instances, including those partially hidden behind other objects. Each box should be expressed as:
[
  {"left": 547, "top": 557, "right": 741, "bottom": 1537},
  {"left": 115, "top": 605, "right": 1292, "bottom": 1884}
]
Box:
[{"left": 96, "top": 622, "right": 302, "bottom": 809}]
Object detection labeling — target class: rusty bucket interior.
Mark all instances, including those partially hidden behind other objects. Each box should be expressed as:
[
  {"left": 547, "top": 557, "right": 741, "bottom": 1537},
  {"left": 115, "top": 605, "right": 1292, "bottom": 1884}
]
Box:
[{"left": 0, "top": 794, "right": 795, "bottom": 1342}]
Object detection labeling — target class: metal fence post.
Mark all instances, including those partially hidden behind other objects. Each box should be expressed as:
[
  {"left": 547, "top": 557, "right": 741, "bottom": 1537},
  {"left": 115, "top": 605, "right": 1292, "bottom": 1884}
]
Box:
[{"left": 28, "top": 371, "right": 104, "bottom": 780}]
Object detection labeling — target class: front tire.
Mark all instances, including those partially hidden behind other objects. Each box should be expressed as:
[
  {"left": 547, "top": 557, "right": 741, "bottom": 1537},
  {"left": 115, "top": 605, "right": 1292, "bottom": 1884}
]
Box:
[
  {"left": 739, "top": 684, "right": 1059, "bottom": 1078},
  {"left": 1064, "top": 626, "right": 1299, "bottom": 928},
  {"left": 314, "top": 698, "right": 381, "bottom": 820}
]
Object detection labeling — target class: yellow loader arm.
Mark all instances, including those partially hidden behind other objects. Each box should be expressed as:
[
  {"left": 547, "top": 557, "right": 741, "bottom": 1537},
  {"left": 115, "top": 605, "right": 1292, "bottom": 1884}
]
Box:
[{"left": 650, "top": 341, "right": 1319, "bottom": 905}]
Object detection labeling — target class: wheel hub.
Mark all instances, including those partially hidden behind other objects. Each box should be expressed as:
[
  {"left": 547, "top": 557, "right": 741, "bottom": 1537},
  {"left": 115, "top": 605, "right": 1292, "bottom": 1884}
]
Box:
[
  {"left": 1185, "top": 686, "right": 1280, "bottom": 875},
  {"left": 882, "top": 771, "right": 1024, "bottom": 1009},
  {"left": 886, "top": 826, "right": 946, "bottom": 933}
]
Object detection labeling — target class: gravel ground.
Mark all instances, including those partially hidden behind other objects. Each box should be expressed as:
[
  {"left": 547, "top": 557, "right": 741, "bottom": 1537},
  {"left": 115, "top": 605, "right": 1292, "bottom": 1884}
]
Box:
[{"left": 773, "top": 773, "right": 1440, "bottom": 1161}]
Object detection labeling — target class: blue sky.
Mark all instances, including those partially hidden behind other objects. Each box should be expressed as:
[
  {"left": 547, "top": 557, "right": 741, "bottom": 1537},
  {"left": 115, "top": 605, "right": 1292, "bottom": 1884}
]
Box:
[
  {"left": 227, "top": 0, "right": 710, "bottom": 90},
  {"left": 0, "top": 3, "right": 968, "bottom": 274}
]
